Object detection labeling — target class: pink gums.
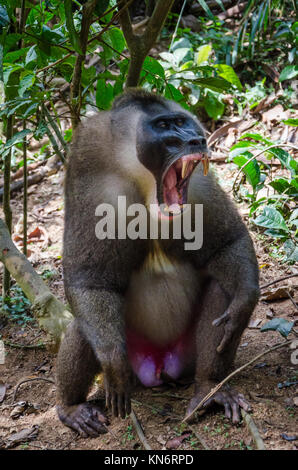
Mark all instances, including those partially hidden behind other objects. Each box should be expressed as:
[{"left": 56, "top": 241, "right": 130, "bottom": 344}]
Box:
[{"left": 126, "top": 327, "right": 195, "bottom": 387}]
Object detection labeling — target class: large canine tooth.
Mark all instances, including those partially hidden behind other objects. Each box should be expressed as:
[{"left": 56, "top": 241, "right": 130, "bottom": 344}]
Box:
[
  {"left": 203, "top": 155, "right": 210, "bottom": 176},
  {"left": 181, "top": 160, "right": 189, "bottom": 179}
]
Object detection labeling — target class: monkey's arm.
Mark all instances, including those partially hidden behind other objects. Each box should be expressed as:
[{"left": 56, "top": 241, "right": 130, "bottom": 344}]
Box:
[
  {"left": 205, "top": 233, "right": 260, "bottom": 353},
  {"left": 68, "top": 286, "right": 131, "bottom": 418}
]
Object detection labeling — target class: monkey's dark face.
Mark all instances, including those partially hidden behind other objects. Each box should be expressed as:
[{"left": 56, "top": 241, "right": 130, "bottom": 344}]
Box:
[{"left": 136, "top": 108, "right": 208, "bottom": 213}]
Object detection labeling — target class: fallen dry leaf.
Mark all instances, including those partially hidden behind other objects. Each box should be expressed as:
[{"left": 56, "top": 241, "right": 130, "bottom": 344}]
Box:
[{"left": 1, "top": 425, "right": 39, "bottom": 449}]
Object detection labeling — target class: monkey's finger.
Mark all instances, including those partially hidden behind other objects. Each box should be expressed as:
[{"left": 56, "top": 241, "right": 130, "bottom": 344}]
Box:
[
  {"left": 125, "top": 394, "right": 131, "bottom": 416},
  {"left": 237, "top": 396, "right": 251, "bottom": 412},
  {"left": 111, "top": 391, "right": 118, "bottom": 417},
  {"left": 231, "top": 402, "right": 241, "bottom": 424},
  {"left": 69, "top": 421, "right": 88, "bottom": 438},
  {"left": 212, "top": 311, "right": 230, "bottom": 327},
  {"left": 86, "top": 417, "right": 108, "bottom": 435},
  {"left": 224, "top": 402, "right": 232, "bottom": 420},
  {"left": 217, "top": 327, "right": 234, "bottom": 353},
  {"left": 118, "top": 393, "right": 125, "bottom": 419}
]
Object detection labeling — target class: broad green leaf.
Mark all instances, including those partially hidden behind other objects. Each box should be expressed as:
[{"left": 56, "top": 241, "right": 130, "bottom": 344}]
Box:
[
  {"left": 96, "top": 78, "right": 113, "bottom": 110},
  {"left": 283, "top": 118, "right": 298, "bottom": 126},
  {"left": 172, "top": 38, "right": 192, "bottom": 51},
  {"left": 283, "top": 240, "right": 298, "bottom": 263},
  {"left": 279, "top": 65, "right": 298, "bottom": 81},
  {"left": 25, "top": 45, "right": 38, "bottom": 67},
  {"left": 18, "top": 72, "right": 35, "bottom": 96},
  {"left": 204, "top": 92, "right": 225, "bottom": 120},
  {"left": 233, "top": 155, "right": 260, "bottom": 188},
  {"left": 254, "top": 206, "right": 288, "bottom": 232},
  {"left": 4, "top": 129, "right": 31, "bottom": 149},
  {"left": 173, "top": 48, "right": 191, "bottom": 65},
  {"left": 216, "top": 64, "right": 242, "bottom": 90},
  {"left": 196, "top": 45, "right": 212, "bottom": 65},
  {"left": 5, "top": 48, "right": 29, "bottom": 63},
  {"left": 142, "top": 56, "right": 165, "bottom": 79},
  {"left": 193, "top": 77, "right": 231, "bottom": 93},
  {"left": 159, "top": 52, "right": 174, "bottom": 65},
  {"left": 165, "top": 83, "right": 188, "bottom": 109},
  {"left": 261, "top": 318, "right": 294, "bottom": 338},
  {"left": 64, "top": 0, "right": 82, "bottom": 54}
]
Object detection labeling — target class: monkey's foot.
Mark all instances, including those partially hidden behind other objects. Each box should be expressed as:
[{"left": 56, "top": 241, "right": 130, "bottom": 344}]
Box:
[
  {"left": 186, "top": 385, "right": 251, "bottom": 424},
  {"left": 57, "top": 402, "right": 109, "bottom": 437}
]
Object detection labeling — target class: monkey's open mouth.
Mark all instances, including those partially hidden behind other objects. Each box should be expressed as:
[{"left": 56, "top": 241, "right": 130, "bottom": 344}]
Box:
[{"left": 161, "top": 153, "right": 206, "bottom": 214}]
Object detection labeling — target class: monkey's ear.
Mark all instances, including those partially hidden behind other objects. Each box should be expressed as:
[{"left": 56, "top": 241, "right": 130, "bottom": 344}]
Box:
[{"left": 112, "top": 88, "right": 166, "bottom": 111}]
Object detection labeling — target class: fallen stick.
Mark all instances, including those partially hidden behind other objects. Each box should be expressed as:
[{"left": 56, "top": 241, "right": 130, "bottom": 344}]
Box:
[
  {"left": 241, "top": 409, "right": 265, "bottom": 450},
  {"left": 13, "top": 377, "right": 55, "bottom": 403},
  {"left": 130, "top": 408, "right": 152, "bottom": 450},
  {"left": 260, "top": 274, "right": 298, "bottom": 290}
]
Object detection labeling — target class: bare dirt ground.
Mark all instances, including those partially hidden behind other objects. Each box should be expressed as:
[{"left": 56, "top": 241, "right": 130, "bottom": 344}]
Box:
[{"left": 0, "top": 162, "right": 297, "bottom": 451}]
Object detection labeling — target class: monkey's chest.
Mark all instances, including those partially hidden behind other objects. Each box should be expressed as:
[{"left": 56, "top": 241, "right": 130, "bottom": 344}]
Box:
[{"left": 124, "top": 249, "right": 199, "bottom": 386}]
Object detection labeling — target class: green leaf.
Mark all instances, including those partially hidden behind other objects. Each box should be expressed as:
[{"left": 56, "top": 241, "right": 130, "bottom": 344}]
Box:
[
  {"left": 18, "top": 72, "right": 35, "bottom": 96},
  {"left": 165, "top": 83, "right": 188, "bottom": 109},
  {"left": 216, "top": 64, "right": 242, "bottom": 91},
  {"left": 283, "top": 240, "right": 298, "bottom": 263},
  {"left": 283, "top": 118, "right": 298, "bottom": 126},
  {"left": 196, "top": 0, "right": 215, "bottom": 20},
  {"left": 4, "top": 129, "right": 31, "bottom": 149},
  {"left": 204, "top": 92, "right": 225, "bottom": 120},
  {"left": 96, "top": 78, "right": 113, "bottom": 110},
  {"left": 0, "top": 5, "right": 9, "bottom": 34},
  {"left": 173, "top": 48, "right": 191, "bottom": 65},
  {"left": 5, "top": 48, "right": 29, "bottom": 63},
  {"left": 254, "top": 206, "right": 288, "bottom": 232},
  {"left": 193, "top": 77, "right": 231, "bottom": 93},
  {"left": 233, "top": 155, "right": 260, "bottom": 188},
  {"left": 25, "top": 45, "right": 38, "bottom": 68},
  {"left": 279, "top": 65, "right": 298, "bottom": 81},
  {"left": 64, "top": 0, "right": 82, "bottom": 54},
  {"left": 142, "top": 56, "right": 165, "bottom": 80},
  {"left": 261, "top": 318, "right": 294, "bottom": 338},
  {"left": 196, "top": 45, "right": 212, "bottom": 65}
]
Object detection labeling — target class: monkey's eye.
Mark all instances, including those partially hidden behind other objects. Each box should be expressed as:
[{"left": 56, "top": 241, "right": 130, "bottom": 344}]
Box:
[
  {"left": 156, "top": 120, "right": 169, "bottom": 129},
  {"left": 176, "top": 118, "right": 184, "bottom": 127}
]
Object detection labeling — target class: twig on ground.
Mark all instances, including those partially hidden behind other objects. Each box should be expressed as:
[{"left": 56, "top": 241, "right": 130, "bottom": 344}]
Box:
[
  {"left": 241, "top": 409, "right": 266, "bottom": 450},
  {"left": 260, "top": 274, "right": 298, "bottom": 290},
  {"left": 130, "top": 408, "right": 152, "bottom": 450},
  {"left": 13, "top": 377, "right": 55, "bottom": 403},
  {"left": 4, "top": 340, "right": 45, "bottom": 349},
  {"left": 182, "top": 340, "right": 292, "bottom": 423}
]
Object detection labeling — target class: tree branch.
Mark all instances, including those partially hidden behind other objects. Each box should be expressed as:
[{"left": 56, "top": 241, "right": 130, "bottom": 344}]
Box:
[{"left": 0, "top": 219, "right": 73, "bottom": 345}]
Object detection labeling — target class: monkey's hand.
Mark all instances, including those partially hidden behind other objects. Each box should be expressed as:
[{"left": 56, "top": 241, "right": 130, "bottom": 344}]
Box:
[
  {"left": 186, "top": 384, "right": 251, "bottom": 424},
  {"left": 102, "top": 349, "right": 132, "bottom": 419}
]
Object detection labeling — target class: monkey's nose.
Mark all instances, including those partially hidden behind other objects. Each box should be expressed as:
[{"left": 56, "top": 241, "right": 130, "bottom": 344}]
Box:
[{"left": 188, "top": 136, "right": 207, "bottom": 147}]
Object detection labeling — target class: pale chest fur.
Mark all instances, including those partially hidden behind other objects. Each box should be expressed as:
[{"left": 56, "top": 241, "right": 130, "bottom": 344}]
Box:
[{"left": 124, "top": 242, "right": 200, "bottom": 346}]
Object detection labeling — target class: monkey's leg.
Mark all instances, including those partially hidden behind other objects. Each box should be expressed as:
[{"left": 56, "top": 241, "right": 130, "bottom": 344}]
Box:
[
  {"left": 187, "top": 280, "right": 251, "bottom": 424},
  {"left": 56, "top": 320, "right": 108, "bottom": 437}
]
